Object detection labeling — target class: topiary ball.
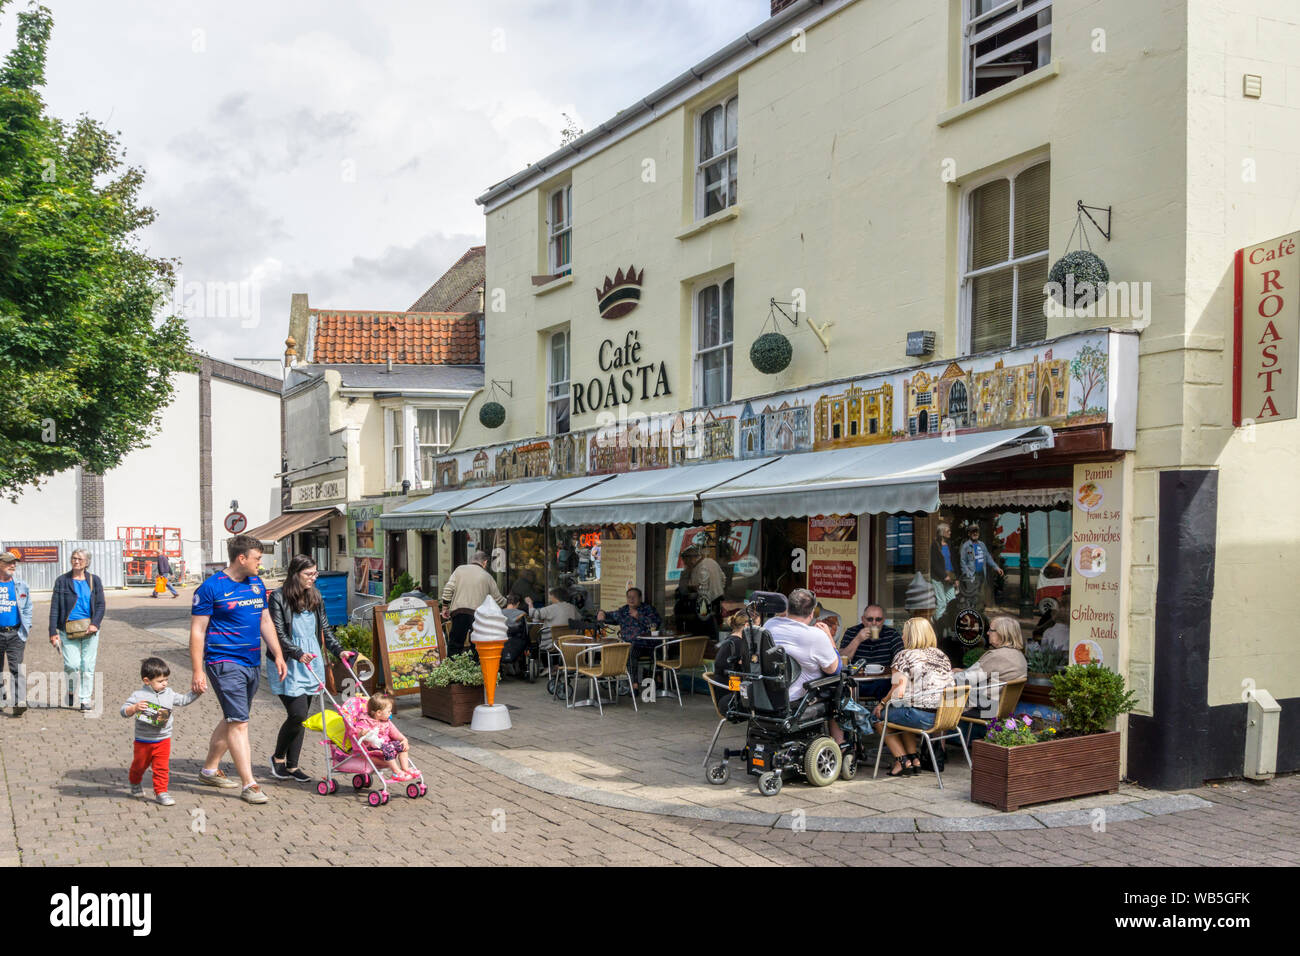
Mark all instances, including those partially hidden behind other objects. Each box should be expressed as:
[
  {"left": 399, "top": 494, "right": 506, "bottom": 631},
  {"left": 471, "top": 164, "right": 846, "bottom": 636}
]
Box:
[
  {"left": 479, "top": 401, "right": 506, "bottom": 429},
  {"left": 750, "top": 332, "right": 793, "bottom": 374},
  {"left": 1048, "top": 250, "right": 1110, "bottom": 307}
]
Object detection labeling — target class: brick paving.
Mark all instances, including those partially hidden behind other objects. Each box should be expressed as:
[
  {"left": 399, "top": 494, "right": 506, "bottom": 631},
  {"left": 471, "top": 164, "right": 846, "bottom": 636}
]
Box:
[{"left": 1, "top": 590, "right": 1297, "bottom": 866}]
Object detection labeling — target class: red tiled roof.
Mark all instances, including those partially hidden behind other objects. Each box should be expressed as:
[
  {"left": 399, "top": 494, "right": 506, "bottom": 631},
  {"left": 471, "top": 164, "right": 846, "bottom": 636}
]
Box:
[
  {"left": 407, "top": 245, "right": 486, "bottom": 313},
  {"left": 310, "top": 310, "right": 481, "bottom": 365}
]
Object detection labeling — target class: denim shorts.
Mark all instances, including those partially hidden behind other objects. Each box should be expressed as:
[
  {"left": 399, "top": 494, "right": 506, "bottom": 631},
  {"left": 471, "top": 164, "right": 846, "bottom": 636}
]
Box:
[
  {"left": 878, "top": 705, "right": 936, "bottom": 732},
  {"left": 206, "top": 660, "right": 259, "bottom": 723}
]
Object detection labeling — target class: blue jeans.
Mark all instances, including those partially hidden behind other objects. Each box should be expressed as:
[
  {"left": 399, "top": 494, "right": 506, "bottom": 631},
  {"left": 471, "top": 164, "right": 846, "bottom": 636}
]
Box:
[
  {"left": 58, "top": 630, "right": 99, "bottom": 705},
  {"left": 878, "top": 705, "right": 936, "bottom": 732}
]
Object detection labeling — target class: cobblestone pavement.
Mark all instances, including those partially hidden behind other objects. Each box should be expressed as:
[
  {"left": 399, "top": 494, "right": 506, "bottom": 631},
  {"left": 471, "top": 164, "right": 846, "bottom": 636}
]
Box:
[{"left": 1, "top": 592, "right": 1297, "bottom": 866}]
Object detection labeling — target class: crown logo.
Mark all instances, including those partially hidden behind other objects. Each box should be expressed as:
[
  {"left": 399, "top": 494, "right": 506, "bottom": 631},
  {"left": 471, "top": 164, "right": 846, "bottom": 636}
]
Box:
[{"left": 595, "top": 265, "right": 644, "bottom": 319}]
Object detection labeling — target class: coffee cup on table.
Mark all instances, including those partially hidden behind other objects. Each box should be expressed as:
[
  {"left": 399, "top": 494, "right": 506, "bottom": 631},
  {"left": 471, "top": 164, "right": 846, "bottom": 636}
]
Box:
[{"left": 651, "top": 630, "right": 660, "bottom": 637}]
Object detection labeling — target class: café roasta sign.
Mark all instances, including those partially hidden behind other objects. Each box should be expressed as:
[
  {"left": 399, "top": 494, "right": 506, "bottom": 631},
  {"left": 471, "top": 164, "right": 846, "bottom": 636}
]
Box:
[
  {"left": 572, "top": 329, "right": 671, "bottom": 414},
  {"left": 1235, "top": 230, "right": 1300, "bottom": 425}
]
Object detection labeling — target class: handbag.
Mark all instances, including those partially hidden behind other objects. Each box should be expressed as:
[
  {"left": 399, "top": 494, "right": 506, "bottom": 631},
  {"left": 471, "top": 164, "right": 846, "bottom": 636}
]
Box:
[{"left": 64, "top": 618, "right": 92, "bottom": 638}]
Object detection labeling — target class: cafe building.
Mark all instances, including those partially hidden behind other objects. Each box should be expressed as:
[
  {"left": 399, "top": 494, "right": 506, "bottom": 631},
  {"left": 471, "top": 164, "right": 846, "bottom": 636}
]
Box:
[{"left": 390, "top": 0, "right": 1300, "bottom": 787}]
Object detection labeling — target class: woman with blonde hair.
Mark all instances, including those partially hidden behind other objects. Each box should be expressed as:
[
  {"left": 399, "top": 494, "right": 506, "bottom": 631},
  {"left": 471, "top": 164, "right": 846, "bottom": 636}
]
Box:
[
  {"left": 959, "top": 615, "right": 1028, "bottom": 735},
  {"left": 871, "top": 617, "right": 954, "bottom": 776}
]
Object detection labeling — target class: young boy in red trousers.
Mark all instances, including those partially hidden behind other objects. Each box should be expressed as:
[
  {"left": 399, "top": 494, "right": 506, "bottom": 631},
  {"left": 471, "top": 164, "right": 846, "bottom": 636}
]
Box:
[{"left": 122, "top": 657, "right": 202, "bottom": 806}]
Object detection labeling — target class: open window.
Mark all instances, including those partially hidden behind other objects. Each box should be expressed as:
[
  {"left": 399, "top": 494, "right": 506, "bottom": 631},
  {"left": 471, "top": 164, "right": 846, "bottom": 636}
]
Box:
[{"left": 963, "top": 0, "right": 1052, "bottom": 101}]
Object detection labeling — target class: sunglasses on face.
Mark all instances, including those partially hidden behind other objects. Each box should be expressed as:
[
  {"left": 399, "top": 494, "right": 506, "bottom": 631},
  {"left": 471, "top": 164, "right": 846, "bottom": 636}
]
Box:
[{"left": 865, "top": 616, "right": 883, "bottom": 623}]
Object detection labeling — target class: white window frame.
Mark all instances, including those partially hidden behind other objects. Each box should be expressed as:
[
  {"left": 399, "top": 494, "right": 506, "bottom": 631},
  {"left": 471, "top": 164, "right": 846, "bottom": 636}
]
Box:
[
  {"left": 692, "top": 276, "right": 735, "bottom": 407},
  {"left": 962, "top": 0, "right": 1053, "bottom": 103},
  {"left": 547, "top": 184, "right": 572, "bottom": 276},
  {"left": 694, "top": 94, "right": 738, "bottom": 220},
  {"left": 958, "top": 155, "right": 1050, "bottom": 355},
  {"left": 547, "top": 329, "right": 570, "bottom": 434},
  {"left": 385, "top": 406, "right": 407, "bottom": 488},
  {"left": 415, "top": 407, "right": 460, "bottom": 485}
]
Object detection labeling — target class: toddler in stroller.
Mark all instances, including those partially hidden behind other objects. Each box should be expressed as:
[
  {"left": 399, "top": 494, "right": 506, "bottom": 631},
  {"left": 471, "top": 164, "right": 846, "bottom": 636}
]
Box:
[{"left": 309, "top": 652, "right": 428, "bottom": 806}]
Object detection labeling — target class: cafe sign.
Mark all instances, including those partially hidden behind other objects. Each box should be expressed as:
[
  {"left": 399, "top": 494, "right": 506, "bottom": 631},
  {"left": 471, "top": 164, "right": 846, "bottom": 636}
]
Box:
[
  {"left": 572, "top": 329, "right": 672, "bottom": 414},
  {"left": 291, "top": 476, "right": 345, "bottom": 507},
  {"left": 1234, "top": 230, "right": 1300, "bottom": 425}
]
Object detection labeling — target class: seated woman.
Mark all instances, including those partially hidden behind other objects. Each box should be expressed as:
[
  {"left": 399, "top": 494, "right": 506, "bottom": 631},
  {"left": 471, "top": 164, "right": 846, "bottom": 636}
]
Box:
[
  {"left": 957, "top": 615, "right": 1028, "bottom": 739},
  {"left": 871, "top": 618, "right": 954, "bottom": 776},
  {"left": 711, "top": 610, "right": 751, "bottom": 714}
]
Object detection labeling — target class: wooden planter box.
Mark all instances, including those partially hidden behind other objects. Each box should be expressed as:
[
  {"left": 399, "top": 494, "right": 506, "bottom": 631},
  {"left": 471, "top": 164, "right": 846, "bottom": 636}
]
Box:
[
  {"left": 971, "top": 731, "right": 1120, "bottom": 812},
  {"left": 419, "top": 683, "right": 482, "bottom": 727}
]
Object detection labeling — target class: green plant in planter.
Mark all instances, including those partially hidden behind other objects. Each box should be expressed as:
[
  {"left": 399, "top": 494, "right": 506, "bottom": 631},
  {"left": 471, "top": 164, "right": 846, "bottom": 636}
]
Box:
[
  {"left": 1048, "top": 250, "right": 1110, "bottom": 308},
  {"left": 421, "top": 652, "right": 500, "bottom": 688},
  {"left": 332, "top": 624, "right": 374, "bottom": 658},
  {"left": 750, "top": 332, "right": 793, "bottom": 374},
  {"left": 1025, "top": 643, "right": 1068, "bottom": 674},
  {"left": 387, "top": 572, "right": 417, "bottom": 601},
  {"left": 985, "top": 714, "right": 1056, "bottom": 747},
  {"left": 1049, "top": 662, "right": 1138, "bottom": 737}
]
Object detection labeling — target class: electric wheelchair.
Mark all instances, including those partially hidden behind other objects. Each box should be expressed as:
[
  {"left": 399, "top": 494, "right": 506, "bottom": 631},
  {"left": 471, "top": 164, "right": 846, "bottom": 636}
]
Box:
[{"left": 703, "top": 620, "right": 864, "bottom": 797}]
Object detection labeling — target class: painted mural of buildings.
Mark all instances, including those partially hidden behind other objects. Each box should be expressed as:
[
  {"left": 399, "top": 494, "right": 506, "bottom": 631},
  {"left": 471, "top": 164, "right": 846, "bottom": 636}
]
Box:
[
  {"left": 551, "top": 432, "right": 585, "bottom": 477},
  {"left": 469, "top": 450, "right": 490, "bottom": 482},
  {"left": 435, "top": 459, "right": 459, "bottom": 489},
  {"left": 904, "top": 370, "right": 941, "bottom": 436},
  {"left": 813, "top": 382, "right": 894, "bottom": 449},
  {"left": 971, "top": 349, "right": 1070, "bottom": 428},
  {"left": 936, "top": 362, "right": 972, "bottom": 429},
  {"left": 496, "top": 441, "right": 551, "bottom": 481},
  {"left": 740, "top": 401, "right": 812, "bottom": 458},
  {"left": 701, "top": 412, "right": 736, "bottom": 461}
]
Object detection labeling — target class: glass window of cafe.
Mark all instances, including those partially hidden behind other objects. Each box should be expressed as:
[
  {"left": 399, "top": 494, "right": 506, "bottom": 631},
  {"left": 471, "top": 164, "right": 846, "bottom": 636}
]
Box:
[
  {"left": 871, "top": 505, "right": 1072, "bottom": 654},
  {"left": 648, "top": 519, "right": 807, "bottom": 633}
]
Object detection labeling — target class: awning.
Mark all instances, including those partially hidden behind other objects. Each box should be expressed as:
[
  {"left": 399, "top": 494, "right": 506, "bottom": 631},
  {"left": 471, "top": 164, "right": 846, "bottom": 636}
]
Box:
[
  {"left": 550, "top": 457, "right": 778, "bottom": 527},
  {"left": 700, "top": 426, "right": 1054, "bottom": 521},
  {"left": 244, "top": 507, "right": 340, "bottom": 543},
  {"left": 940, "top": 488, "right": 1071, "bottom": 509},
  {"left": 382, "top": 485, "right": 509, "bottom": 531},
  {"left": 448, "top": 475, "right": 616, "bottom": 530}
]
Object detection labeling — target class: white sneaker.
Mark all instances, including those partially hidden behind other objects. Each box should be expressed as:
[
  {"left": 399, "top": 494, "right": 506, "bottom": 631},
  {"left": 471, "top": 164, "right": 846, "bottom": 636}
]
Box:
[{"left": 156, "top": 792, "right": 176, "bottom": 806}]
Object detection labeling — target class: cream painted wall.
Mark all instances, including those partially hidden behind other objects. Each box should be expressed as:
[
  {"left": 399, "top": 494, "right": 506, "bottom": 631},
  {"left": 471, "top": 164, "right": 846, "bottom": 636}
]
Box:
[
  {"left": 0, "top": 468, "right": 79, "bottom": 540},
  {"left": 460, "top": 0, "right": 1190, "bottom": 451},
  {"left": 1187, "top": 0, "right": 1300, "bottom": 706},
  {"left": 209, "top": 377, "right": 281, "bottom": 560}
]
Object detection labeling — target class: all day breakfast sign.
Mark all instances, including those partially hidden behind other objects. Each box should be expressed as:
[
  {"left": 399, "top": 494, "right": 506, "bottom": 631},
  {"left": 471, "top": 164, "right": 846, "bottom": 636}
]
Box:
[
  {"left": 1069, "top": 463, "right": 1122, "bottom": 669},
  {"left": 1235, "top": 230, "right": 1300, "bottom": 425}
]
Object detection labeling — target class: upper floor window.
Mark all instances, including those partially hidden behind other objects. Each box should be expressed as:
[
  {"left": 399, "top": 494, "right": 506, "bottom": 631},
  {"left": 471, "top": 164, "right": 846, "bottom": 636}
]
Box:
[
  {"left": 695, "top": 277, "right": 734, "bottom": 406},
  {"left": 962, "top": 160, "right": 1050, "bottom": 353},
  {"left": 548, "top": 185, "right": 572, "bottom": 276},
  {"left": 548, "top": 330, "right": 570, "bottom": 434},
  {"left": 388, "top": 408, "right": 405, "bottom": 487},
  {"left": 696, "top": 96, "right": 738, "bottom": 219},
  {"left": 416, "top": 408, "right": 460, "bottom": 482},
  {"left": 963, "top": 1, "right": 1053, "bottom": 102}
]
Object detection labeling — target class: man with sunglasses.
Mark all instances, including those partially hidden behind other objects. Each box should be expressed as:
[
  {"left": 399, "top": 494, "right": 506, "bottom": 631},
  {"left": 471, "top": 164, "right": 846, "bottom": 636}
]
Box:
[{"left": 839, "top": 604, "right": 903, "bottom": 700}]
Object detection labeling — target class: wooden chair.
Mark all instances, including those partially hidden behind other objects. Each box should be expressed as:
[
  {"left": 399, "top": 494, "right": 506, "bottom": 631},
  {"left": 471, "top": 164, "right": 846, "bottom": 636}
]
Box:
[
  {"left": 959, "top": 676, "right": 1028, "bottom": 743},
  {"left": 575, "top": 642, "right": 637, "bottom": 717},
  {"left": 654, "top": 636, "right": 709, "bottom": 706},
  {"left": 871, "top": 684, "right": 972, "bottom": 789}
]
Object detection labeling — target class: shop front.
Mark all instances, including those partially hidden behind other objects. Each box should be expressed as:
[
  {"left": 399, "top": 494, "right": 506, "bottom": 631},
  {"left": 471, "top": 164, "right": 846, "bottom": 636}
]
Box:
[{"left": 244, "top": 505, "right": 342, "bottom": 574}]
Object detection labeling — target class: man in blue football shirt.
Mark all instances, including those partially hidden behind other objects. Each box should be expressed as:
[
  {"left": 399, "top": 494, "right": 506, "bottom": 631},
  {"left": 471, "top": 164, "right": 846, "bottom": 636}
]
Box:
[{"left": 190, "top": 534, "right": 289, "bottom": 804}]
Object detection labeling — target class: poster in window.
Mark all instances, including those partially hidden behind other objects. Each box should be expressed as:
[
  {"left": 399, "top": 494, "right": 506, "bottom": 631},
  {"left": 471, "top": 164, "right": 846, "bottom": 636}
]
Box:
[
  {"left": 599, "top": 534, "right": 638, "bottom": 611},
  {"left": 371, "top": 596, "right": 445, "bottom": 696},
  {"left": 1068, "top": 462, "right": 1122, "bottom": 668},
  {"left": 808, "top": 514, "right": 859, "bottom": 624},
  {"left": 354, "top": 557, "right": 384, "bottom": 597}
]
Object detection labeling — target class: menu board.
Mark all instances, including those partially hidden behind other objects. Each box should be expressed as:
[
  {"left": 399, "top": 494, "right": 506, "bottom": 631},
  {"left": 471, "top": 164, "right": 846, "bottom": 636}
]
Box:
[
  {"left": 808, "top": 514, "right": 859, "bottom": 624},
  {"left": 371, "top": 595, "right": 445, "bottom": 696},
  {"left": 599, "top": 535, "right": 638, "bottom": 611},
  {"left": 1068, "top": 463, "right": 1122, "bottom": 668}
]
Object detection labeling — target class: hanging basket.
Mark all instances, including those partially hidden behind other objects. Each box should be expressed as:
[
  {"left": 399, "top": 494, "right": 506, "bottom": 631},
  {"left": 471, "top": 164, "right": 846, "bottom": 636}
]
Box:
[
  {"left": 479, "top": 401, "right": 506, "bottom": 429},
  {"left": 1048, "top": 250, "right": 1109, "bottom": 307},
  {"left": 750, "top": 332, "right": 793, "bottom": 374}
]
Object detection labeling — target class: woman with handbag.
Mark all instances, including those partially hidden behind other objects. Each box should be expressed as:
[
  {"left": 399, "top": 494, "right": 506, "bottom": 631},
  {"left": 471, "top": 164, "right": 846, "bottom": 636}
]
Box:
[
  {"left": 266, "top": 554, "right": 343, "bottom": 782},
  {"left": 49, "top": 549, "right": 107, "bottom": 712}
]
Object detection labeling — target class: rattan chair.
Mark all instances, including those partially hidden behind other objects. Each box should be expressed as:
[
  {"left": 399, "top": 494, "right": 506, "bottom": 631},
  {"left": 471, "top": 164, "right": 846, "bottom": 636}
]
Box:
[
  {"left": 871, "top": 684, "right": 972, "bottom": 789},
  {"left": 959, "top": 676, "right": 1027, "bottom": 743},
  {"left": 654, "top": 636, "right": 709, "bottom": 706},
  {"left": 575, "top": 641, "right": 637, "bottom": 717},
  {"left": 550, "top": 631, "right": 583, "bottom": 706}
]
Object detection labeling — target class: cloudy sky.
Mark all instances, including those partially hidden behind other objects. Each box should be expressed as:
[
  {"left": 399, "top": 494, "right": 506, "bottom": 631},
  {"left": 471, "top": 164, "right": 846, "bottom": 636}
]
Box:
[{"left": 12, "top": 0, "right": 757, "bottom": 361}]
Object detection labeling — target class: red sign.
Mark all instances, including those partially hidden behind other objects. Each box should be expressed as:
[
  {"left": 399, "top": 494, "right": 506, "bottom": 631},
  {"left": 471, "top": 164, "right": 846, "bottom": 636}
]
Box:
[
  {"left": 809, "top": 560, "right": 856, "bottom": 600},
  {"left": 224, "top": 512, "right": 248, "bottom": 534},
  {"left": 7, "top": 546, "right": 58, "bottom": 562}
]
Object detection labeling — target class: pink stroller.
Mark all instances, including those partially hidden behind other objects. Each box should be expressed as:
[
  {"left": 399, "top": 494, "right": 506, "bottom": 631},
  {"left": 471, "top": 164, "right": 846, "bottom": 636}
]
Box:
[{"left": 311, "top": 652, "right": 427, "bottom": 806}]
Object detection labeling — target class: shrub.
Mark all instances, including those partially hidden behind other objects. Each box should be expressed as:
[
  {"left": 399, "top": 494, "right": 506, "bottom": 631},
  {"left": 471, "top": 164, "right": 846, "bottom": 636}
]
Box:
[
  {"left": 1050, "top": 662, "right": 1138, "bottom": 736},
  {"left": 332, "top": 624, "right": 373, "bottom": 658},
  {"left": 421, "top": 652, "right": 497, "bottom": 688},
  {"left": 387, "top": 572, "right": 417, "bottom": 601}
]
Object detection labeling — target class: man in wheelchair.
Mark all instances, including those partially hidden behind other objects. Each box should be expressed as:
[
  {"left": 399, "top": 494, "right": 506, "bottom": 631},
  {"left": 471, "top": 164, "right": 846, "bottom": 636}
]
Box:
[{"left": 705, "top": 588, "right": 863, "bottom": 797}]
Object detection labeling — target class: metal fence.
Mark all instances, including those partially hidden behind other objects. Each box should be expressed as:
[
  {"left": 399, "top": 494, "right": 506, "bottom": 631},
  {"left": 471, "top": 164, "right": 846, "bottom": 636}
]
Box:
[{"left": 1, "top": 539, "right": 126, "bottom": 589}]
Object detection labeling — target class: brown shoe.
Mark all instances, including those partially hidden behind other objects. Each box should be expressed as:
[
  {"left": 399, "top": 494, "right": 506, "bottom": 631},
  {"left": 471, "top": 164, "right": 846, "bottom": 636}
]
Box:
[
  {"left": 197, "top": 769, "right": 240, "bottom": 789},
  {"left": 240, "top": 784, "right": 268, "bottom": 804}
]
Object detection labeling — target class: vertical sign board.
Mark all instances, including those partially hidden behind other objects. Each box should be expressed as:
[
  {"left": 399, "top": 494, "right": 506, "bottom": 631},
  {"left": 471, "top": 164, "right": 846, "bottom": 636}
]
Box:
[
  {"left": 1069, "top": 463, "right": 1122, "bottom": 668},
  {"left": 599, "top": 528, "right": 638, "bottom": 611},
  {"left": 807, "top": 515, "right": 859, "bottom": 626},
  {"left": 371, "top": 596, "right": 444, "bottom": 697},
  {"left": 1234, "top": 230, "right": 1300, "bottom": 425}
]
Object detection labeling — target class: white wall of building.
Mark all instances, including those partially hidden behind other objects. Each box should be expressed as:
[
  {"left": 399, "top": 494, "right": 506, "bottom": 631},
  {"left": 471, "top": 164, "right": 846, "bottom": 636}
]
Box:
[
  {"left": 210, "top": 376, "right": 282, "bottom": 562},
  {"left": 0, "top": 468, "right": 78, "bottom": 540}
]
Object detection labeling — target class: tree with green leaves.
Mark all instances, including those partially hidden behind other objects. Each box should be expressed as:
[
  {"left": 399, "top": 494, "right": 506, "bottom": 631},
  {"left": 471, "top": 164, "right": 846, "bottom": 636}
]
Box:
[{"left": 0, "top": 1, "right": 192, "bottom": 500}]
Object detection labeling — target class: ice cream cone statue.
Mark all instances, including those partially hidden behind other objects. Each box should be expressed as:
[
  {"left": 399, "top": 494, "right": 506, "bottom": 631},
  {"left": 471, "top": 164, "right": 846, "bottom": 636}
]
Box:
[{"left": 469, "top": 596, "right": 512, "bottom": 731}]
